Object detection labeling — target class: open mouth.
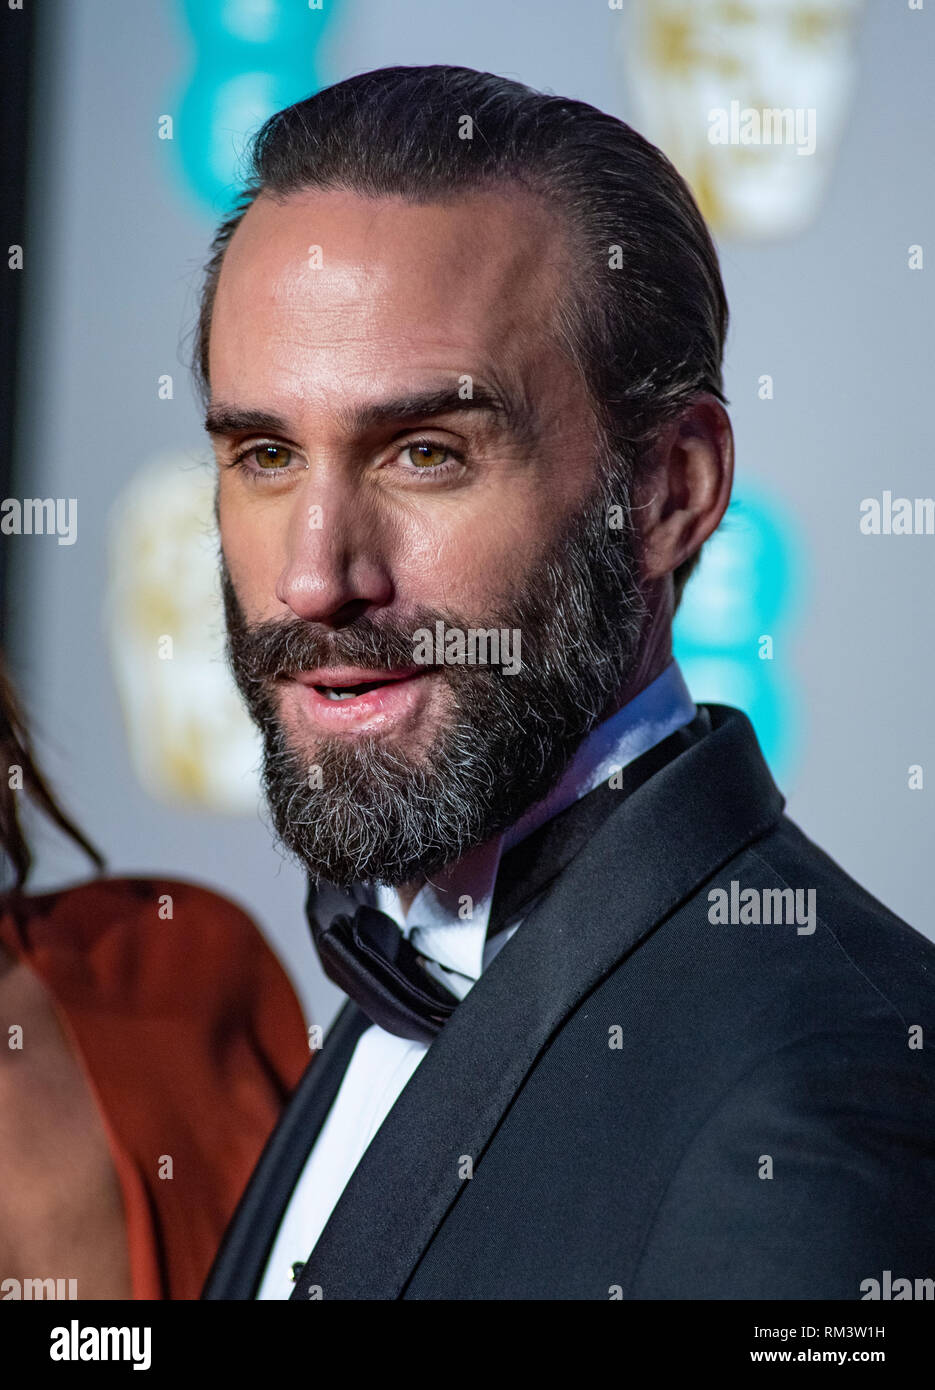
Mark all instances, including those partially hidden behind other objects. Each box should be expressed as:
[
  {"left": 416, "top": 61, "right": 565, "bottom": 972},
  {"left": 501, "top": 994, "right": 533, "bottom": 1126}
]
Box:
[
  {"left": 284, "top": 666, "right": 436, "bottom": 730},
  {"left": 302, "top": 667, "right": 425, "bottom": 698},
  {"left": 315, "top": 680, "right": 393, "bottom": 701}
]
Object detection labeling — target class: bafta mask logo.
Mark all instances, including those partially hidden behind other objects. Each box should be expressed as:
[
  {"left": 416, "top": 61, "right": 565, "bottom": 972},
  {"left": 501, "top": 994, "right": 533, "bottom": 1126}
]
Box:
[{"left": 620, "top": 0, "right": 865, "bottom": 239}]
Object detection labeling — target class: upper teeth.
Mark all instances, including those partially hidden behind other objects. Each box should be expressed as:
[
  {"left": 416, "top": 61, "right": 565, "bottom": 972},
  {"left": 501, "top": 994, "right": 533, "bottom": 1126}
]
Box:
[{"left": 324, "top": 688, "right": 358, "bottom": 700}]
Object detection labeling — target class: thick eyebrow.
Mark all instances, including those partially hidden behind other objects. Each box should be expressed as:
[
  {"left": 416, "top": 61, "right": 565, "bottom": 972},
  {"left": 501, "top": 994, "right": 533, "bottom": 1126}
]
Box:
[
  {"left": 339, "top": 384, "right": 531, "bottom": 438},
  {"left": 204, "top": 405, "right": 292, "bottom": 439},
  {"left": 204, "top": 383, "right": 535, "bottom": 444}
]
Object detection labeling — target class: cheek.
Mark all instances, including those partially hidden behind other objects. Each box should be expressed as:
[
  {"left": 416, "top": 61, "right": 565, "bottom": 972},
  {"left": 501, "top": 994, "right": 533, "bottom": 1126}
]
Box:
[
  {"left": 217, "top": 489, "right": 285, "bottom": 618},
  {"left": 391, "top": 490, "right": 560, "bottom": 616}
]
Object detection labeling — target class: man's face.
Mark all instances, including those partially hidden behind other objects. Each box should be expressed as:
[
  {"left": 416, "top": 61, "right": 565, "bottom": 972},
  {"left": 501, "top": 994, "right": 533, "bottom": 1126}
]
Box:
[{"left": 208, "top": 185, "right": 645, "bottom": 886}]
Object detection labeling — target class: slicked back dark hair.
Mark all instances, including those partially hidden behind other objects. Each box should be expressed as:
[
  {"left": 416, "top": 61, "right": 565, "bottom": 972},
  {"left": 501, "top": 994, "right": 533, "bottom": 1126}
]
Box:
[{"left": 194, "top": 64, "right": 729, "bottom": 600}]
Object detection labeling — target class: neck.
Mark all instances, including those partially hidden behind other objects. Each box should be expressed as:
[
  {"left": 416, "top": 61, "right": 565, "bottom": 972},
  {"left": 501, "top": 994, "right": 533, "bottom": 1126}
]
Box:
[
  {"left": 603, "top": 595, "right": 673, "bottom": 722},
  {"left": 396, "top": 883, "right": 420, "bottom": 917}
]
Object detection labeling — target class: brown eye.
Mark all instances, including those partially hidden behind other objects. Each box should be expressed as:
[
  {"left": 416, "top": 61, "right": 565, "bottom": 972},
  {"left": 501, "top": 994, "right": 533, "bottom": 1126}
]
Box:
[
  {"left": 405, "top": 443, "right": 449, "bottom": 469},
  {"left": 255, "top": 444, "right": 292, "bottom": 469}
]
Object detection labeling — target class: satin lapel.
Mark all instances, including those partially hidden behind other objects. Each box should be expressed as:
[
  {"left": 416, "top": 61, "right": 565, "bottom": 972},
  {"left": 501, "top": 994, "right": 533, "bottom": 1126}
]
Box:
[
  {"left": 202, "top": 1000, "right": 370, "bottom": 1299},
  {"left": 292, "top": 705, "right": 784, "bottom": 1300}
]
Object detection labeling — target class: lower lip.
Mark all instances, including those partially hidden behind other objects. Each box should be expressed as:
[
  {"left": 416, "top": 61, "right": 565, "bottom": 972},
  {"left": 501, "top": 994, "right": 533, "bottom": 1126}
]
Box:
[{"left": 286, "top": 671, "right": 437, "bottom": 734}]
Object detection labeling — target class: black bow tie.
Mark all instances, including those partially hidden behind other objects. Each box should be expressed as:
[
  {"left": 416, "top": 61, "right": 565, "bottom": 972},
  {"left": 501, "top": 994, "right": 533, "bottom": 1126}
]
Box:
[
  {"left": 306, "top": 709, "right": 712, "bottom": 1044},
  {"left": 308, "top": 903, "right": 462, "bottom": 1044}
]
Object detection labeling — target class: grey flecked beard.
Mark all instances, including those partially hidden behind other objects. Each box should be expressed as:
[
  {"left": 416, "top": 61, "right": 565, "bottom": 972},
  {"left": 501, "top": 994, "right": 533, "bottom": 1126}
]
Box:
[{"left": 222, "top": 474, "right": 646, "bottom": 888}]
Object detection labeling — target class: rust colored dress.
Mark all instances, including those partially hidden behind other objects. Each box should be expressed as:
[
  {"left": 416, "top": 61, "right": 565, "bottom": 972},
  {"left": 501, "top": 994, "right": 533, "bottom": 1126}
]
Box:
[{"left": 0, "top": 876, "right": 310, "bottom": 1299}]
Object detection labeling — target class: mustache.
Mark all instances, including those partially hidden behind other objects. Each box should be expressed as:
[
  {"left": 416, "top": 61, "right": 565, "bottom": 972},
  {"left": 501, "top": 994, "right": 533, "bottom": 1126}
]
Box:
[
  {"left": 222, "top": 571, "right": 470, "bottom": 686},
  {"left": 236, "top": 613, "right": 442, "bottom": 678}
]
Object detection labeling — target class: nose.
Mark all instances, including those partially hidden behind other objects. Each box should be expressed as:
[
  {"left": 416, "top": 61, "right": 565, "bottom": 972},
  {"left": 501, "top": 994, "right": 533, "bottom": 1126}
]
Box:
[{"left": 275, "top": 474, "right": 394, "bottom": 627}]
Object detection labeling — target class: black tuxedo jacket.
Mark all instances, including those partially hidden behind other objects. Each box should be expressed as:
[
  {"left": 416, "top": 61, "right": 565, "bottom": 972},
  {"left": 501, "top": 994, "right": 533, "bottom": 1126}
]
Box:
[{"left": 204, "top": 705, "right": 935, "bottom": 1299}]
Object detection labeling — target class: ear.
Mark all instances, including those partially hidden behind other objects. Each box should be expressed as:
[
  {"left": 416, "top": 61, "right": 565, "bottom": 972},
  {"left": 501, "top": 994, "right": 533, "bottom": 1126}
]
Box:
[{"left": 633, "top": 395, "right": 734, "bottom": 584}]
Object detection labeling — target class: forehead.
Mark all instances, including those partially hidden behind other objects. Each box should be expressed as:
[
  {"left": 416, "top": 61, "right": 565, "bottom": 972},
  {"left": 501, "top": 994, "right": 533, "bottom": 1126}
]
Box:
[{"left": 208, "top": 184, "right": 575, "bottom": 410}]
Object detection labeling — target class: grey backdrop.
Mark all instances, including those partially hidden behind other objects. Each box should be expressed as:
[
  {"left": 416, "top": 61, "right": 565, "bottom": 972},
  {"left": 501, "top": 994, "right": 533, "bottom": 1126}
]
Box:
[{"left": 6, "top": 0, "right": 933, "bottom": 1025}]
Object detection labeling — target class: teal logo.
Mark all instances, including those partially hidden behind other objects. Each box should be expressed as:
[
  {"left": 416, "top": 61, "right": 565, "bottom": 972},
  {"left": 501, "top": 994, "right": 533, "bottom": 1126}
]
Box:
[
  {"left": 674, "top": 482, "right": 803, "bottom": 778},
  {"left": 170, "top": 0, "right": 340, "bottom": 217}
]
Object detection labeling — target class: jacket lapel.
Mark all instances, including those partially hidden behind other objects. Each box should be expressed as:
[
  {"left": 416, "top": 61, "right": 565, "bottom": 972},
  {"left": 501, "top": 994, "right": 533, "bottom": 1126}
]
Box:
[
  {"left": 202, "top": 999, "right": 370, "bottom": 1299},
  {"left": 291, "top": 704, "right": 784, "bottom": 1299}
]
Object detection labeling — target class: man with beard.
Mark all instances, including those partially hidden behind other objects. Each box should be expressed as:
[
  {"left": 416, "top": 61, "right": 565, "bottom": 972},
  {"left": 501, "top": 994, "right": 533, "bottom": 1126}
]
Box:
[{"left": 198, "top": 67, "right": 935, "bottom": 1300}]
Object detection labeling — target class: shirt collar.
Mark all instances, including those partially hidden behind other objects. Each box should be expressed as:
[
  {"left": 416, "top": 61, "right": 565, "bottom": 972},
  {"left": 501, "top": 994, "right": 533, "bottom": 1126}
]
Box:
[{"left": 375, "top": 659, "right": 696, "bottom": 983}]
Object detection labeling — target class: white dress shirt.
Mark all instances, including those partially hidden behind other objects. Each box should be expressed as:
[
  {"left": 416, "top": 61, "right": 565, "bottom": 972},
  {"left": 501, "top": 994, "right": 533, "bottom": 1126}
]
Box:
[{"left": 256, "top": 660, "right": 696, "bottom": 1298}]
